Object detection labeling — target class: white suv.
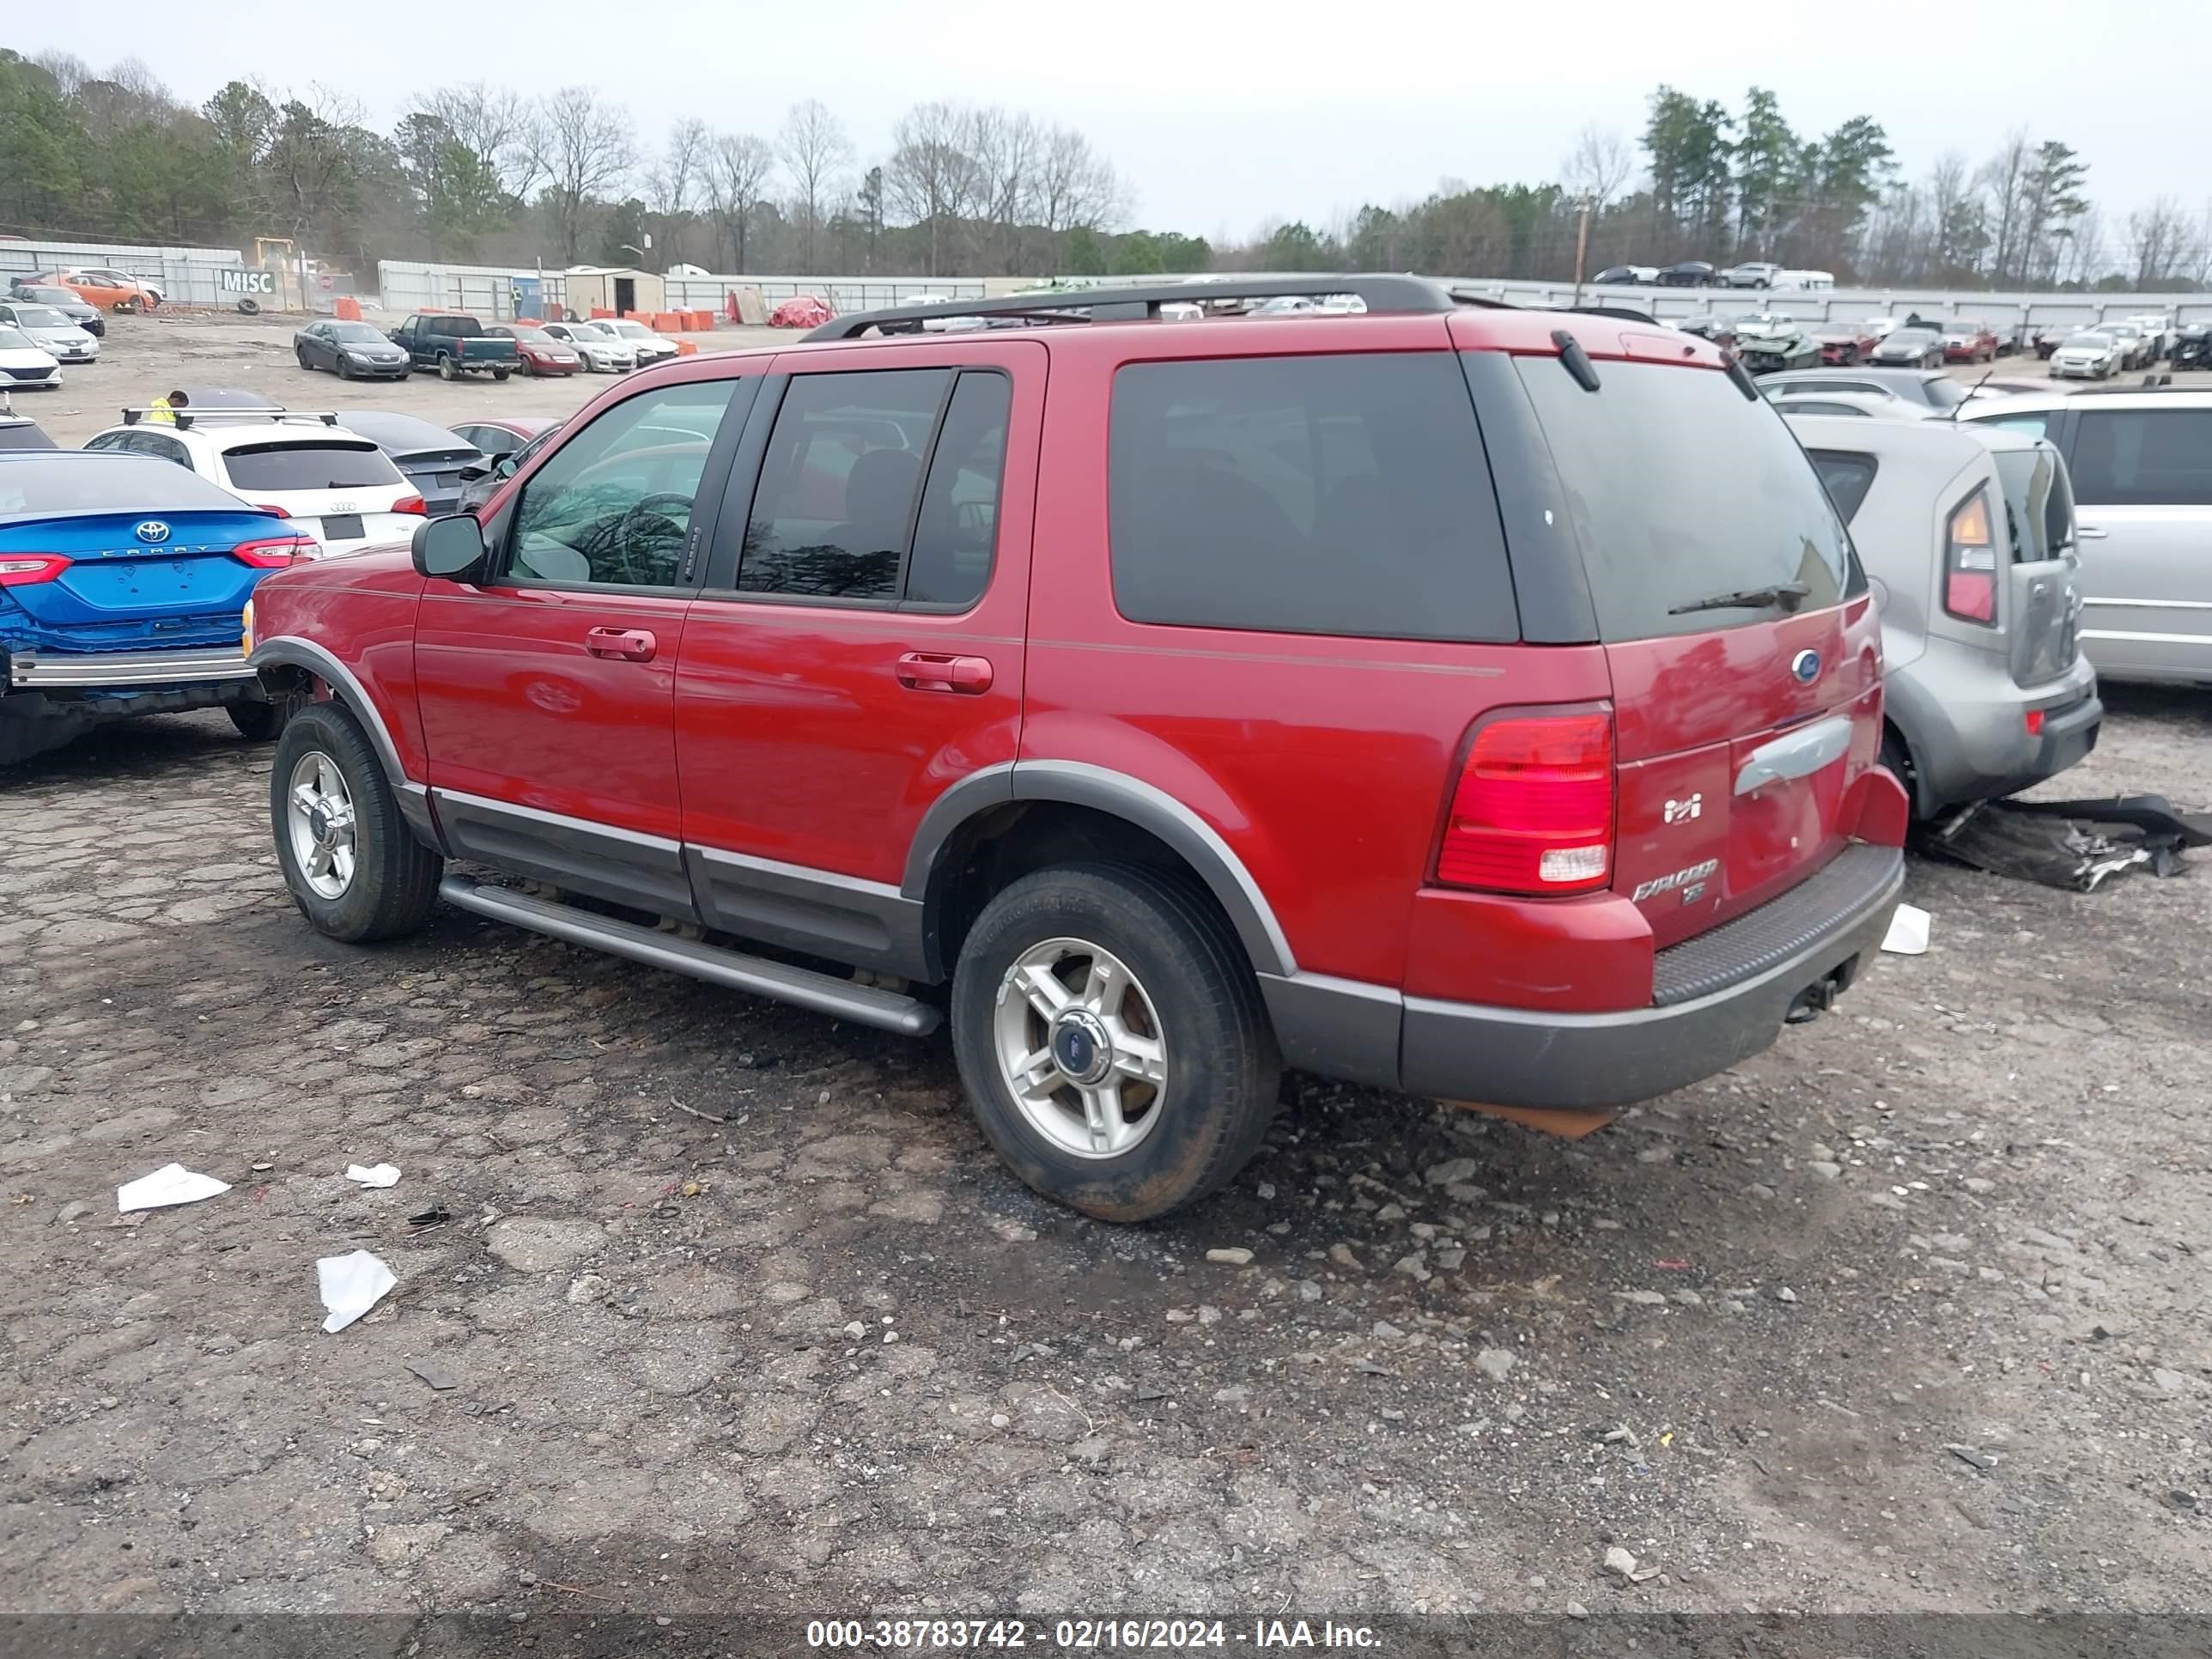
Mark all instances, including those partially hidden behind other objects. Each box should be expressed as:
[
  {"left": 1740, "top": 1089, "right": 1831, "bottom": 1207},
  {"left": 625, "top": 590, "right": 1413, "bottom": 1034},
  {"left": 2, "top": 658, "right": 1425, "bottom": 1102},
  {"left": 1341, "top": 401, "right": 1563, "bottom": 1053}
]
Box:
[{"left": 82, "top": 404, "right": 422, "bottom": 559}]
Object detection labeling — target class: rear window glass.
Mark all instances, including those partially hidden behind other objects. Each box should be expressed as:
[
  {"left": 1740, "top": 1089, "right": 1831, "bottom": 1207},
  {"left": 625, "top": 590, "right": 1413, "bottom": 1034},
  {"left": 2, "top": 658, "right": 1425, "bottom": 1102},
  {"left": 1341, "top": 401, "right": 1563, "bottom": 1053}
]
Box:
[
  {"left": 1512, "top": 356, "right": 1859, "bottom": 641},
  {"left": 2069, "top": 408, "right": 2212, "bottom": 507},
  {"left": 1921, "top": 379, "right": 1968, "bottom": 411},
  {"left": 0, "top": 453, "right": 243, "bottom": 512},
  {"left": 425, "top": 316, "right": 483, "bottom": 337},
  {"left": 1807, "top": 451, "right": 1879, "bottom": 523},
  {"left": 220, "top": 441, "right": 399, "bottom": 492},
  {"left": 1994, "top": 447, "right": 2074, "bottom": 562},
  {"left": 0, "top": 424, "right": 56, "bottom": 452},
  {"left": 1109, "top": 354, "right": 1516, "bottom": 642}
]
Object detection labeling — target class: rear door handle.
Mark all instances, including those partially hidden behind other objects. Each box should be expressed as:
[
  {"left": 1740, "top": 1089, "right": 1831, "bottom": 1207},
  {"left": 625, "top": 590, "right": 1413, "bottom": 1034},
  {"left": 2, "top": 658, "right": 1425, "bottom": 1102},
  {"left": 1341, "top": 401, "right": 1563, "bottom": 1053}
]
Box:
[
  {"left": 896, "top": 652, "right": 993, "bottom": 693},
  {"left": 585, "top": 627, "right": 657, "bottom": 661},
  {"left": 2076, "top": 526, "right": 2109, "bottom": 539}
]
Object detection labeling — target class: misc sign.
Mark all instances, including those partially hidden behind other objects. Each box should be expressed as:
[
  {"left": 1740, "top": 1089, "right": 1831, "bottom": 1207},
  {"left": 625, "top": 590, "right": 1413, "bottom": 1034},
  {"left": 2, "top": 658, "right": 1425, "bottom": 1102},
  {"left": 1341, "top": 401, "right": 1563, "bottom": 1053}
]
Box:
[{"left": 220, "top": 268, "right": 277, "bottom": 295}]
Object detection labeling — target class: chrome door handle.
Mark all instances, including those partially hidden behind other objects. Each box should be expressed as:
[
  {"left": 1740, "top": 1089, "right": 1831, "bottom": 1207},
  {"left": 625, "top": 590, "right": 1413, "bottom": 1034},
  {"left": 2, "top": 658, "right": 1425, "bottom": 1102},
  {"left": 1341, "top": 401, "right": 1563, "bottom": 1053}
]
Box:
[
  {"left": 2076, "top": 526, "right": 2109, "bottom": 539},
  {"left": 585, "top": 627, "right": 657, "bottom": 661}
]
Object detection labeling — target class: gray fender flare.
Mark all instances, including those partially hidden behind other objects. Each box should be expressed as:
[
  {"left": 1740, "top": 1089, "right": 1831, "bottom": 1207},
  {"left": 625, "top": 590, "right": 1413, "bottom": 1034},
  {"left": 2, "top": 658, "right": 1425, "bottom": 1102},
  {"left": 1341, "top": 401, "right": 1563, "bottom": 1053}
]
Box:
[
  {"left": 901, "top": 759, "right": 1297, "bottom": 979},
  {"left": 249, "top": 637, "right": 442, "bottom": 850}
]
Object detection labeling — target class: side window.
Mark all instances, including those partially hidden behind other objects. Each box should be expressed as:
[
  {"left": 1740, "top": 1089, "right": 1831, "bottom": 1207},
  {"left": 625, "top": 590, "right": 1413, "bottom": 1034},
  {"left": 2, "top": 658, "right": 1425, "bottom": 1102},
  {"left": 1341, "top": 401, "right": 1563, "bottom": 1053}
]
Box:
[
  {"left": 907, "top": 372, "right": 1012, "bottom": 608},
  {"left": 1977, "top": 412, "right": 2051, "bottom": 437},
  {"left": 2069, "top": 410, "right": 2212, "bottom": 507},
  {"left": 1807, "top": 449, "right": 1879, "bottom": 523},
  {"left": 85, "top": 431, "right": 129, "bottom": 453},
  {"left": 507, "top": 380, "right": 739, "bottom": 588},
  {"left": 138, "top": 433, "right": 191, "bottom": 468},
  {"left": 1107, "top": 353, "right": 1517, "bottom": 642},
  {"left": 738, "top": 368, "right": 951, "bottom": 602}
]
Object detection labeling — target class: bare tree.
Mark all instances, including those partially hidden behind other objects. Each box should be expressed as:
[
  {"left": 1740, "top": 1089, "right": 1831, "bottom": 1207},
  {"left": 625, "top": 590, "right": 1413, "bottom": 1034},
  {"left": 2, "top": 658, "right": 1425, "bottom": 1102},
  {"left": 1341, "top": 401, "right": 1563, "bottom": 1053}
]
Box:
[
  {"left": 972, "top": 106, "right": 1044, "bottom": 273},
  {"left": 1033, "top": 124, "right": 1125, "bottom": 265},
  {"left": 702, "top": 131, "right": 776, "bottom": 270},
  {"left": 415, "top": 83, "right": 539, "bottom": 197},
  {"left": 646, "top": 117, "right": 710, "bottom": 266},
  {"left": 885, "top": 101, "right": 983, "bottom": 276},
  {"left": 1977, "top": 130, "right": 2031, "bottom": 286},
  {"left": 2062, "top": 205, "right": 2104, "bottom": 286},
  {"left": 2129, "top": 196, "right": 2194, "bottom": 289},
  {"left": 29, "top": 50, "right": 90, "bottom": 99},
  {"left": 528, "top": 87, "right": 636, "bottom": 264},
  {"left": 778, "top": 100, "right": 851, "bottom": 271},
  {"left": 1562, "top": 125, "right": 1632, "bottom": 210}
]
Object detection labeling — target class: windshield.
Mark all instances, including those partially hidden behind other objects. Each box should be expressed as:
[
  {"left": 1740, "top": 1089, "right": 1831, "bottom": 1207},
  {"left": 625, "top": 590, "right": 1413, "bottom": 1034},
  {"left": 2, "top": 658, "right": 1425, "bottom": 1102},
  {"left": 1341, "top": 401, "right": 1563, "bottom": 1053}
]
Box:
[
  {"left": 22, "top": 289, "right": 75, "bottom": 305},
  {"left": 10, "top": 306, "right": 70, "bottom": 329},
  {"left": 1887, "top": 329, "right": 1939, "bottom": 345},
  {"left": 607, "top": 321, "right": 651, "bottom": 337},
  {"left": 1921, "top": 378, "right": 1968, "bottom": 410},
  {"left": 219, "top": 441, "right": 400, "bottom": 492},
  {"left": 567, "top": 323, "right": 612, "bottom": 340},
  {"left": 0, "top": 326, "right": 33, "bottom": 349},
  {"left": 2065, "top": 333, "right": 2112, "bottom": 349},
  {"left": 329, "top": 323, "right": 386, "bottom": 343},
  {"left": 508, "top": 327, "right": 556, "bottom": 344},
  {"left": 1948, "top": 321, "right": 1984, "bottom": 333},
  {"left": 1510, "top": 356, "right": 1859, "bottom": 641}
]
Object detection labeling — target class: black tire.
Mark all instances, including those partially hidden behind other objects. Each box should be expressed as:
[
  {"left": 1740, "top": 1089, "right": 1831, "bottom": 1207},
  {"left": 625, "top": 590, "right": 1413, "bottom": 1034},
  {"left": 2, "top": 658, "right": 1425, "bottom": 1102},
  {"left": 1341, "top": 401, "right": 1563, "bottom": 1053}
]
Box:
[
  {"left": 1881, "top": 726, "right": 1923, "bottom": 821},
  {"left": 270, "top": 702, "right": 442, "bottom": 943},
  {"left": 950, "top": 862, "right": 1280, "bottom": 1223},
  {"left": 228, "top": 688, "right": 303, "bottom": 742},
  {"left": 437, "top": 355, "right": 457, "bottom": 382},
  {"left": 336, "top": 355, "right": 353, "bottom": 380},
  {"left": 296, "top": 346, "right": 313, "bottom": 371},
  {"left": 491, "top": 366, "right": 510, "bottom": 382}
]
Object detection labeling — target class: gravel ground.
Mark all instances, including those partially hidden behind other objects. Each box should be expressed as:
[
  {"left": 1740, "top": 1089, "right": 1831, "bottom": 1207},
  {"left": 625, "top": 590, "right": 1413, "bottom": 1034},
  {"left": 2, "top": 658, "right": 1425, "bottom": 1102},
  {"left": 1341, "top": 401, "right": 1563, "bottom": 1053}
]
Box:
[
  {"left": 3, "top": 308, "right": 2207, "bottom": 1650},
  {"left": 2, "top": 689, "right": 2208, "bottom": 1639}
]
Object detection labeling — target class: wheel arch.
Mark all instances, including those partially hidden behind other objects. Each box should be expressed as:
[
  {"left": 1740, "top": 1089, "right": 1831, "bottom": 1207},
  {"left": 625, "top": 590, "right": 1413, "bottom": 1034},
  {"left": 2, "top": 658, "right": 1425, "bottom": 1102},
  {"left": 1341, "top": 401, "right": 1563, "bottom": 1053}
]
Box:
[
  {"left": 249, "top": 637, "right": 442, "bottom": 851},
  {"left": 903, "top": 762, "right": 1297, "bottom": 982}
]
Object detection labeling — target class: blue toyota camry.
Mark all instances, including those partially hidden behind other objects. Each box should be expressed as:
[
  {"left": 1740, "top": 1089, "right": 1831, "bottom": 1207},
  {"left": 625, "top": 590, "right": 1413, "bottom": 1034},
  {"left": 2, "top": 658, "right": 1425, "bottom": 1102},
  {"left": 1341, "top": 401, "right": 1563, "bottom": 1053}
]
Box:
[{"left": 0, "top": 451, "right": 313, "bottom": 764}]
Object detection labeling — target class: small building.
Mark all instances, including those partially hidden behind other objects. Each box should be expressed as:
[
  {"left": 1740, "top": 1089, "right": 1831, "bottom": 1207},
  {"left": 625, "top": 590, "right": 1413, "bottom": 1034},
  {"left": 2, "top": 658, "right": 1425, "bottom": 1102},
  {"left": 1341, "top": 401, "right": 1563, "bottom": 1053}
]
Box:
[{"left": 562, "top": 265, "right": 665, "bottom": 319}]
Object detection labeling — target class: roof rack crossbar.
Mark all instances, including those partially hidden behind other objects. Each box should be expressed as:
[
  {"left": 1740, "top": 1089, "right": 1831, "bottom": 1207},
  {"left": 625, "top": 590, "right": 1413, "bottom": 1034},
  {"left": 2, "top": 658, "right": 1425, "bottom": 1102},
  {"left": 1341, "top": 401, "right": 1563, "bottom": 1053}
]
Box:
[
  {"left": 118, "top": 405, "right": 338, "bottom": 432},
  {"left": 804, "top": 274, "right": 1513, "bottom": 340}
]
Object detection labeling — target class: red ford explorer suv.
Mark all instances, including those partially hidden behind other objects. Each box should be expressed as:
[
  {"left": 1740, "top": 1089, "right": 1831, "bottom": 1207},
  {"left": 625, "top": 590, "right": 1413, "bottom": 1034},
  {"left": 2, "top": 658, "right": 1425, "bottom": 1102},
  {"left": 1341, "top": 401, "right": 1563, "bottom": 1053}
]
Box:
[{"left": 245, "top": 276, "right": 1907, "bottom": 1220}]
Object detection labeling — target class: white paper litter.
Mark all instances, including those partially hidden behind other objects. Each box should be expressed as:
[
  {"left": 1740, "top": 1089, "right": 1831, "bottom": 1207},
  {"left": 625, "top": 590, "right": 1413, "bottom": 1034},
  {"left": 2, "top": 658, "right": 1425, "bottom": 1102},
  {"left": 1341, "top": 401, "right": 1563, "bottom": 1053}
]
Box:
[
  {"left": 318, "top": 1249, "right": 397, "bottom": 1333},
  {"left": 345, "top": 1163, "right": 401, "bottom": 1188},
  {"left": 1881, "top": 903, "right": 1930, "bottom": 956},
  {"left": 116, "top": 1163, "right": 231, "bottom": 1213}
]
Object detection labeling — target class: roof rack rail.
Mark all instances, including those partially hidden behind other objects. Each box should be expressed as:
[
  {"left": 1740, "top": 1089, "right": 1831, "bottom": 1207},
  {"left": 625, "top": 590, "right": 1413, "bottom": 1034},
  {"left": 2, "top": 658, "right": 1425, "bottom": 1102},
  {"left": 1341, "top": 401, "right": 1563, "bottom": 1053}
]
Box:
[
  {"left": 804, "top": 274, "right": 1514, "bottom": 341},
  {"left": 119, "top": 406, "right": 338, "bottom": 432}
]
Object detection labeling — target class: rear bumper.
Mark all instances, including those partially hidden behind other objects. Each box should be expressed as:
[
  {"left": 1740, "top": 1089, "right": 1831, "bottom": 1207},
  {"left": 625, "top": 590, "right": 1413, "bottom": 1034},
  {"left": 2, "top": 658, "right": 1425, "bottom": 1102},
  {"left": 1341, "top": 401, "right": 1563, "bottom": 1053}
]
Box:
[
  {"left": 1895, "top": 652, "right": 2100, "bottom": 811},
  {"left": 7, "top": 647, "right": 256, "bottom": 690},
  {"left": 1261, "top": 842, "right": 1905, "bottom": 1112}
]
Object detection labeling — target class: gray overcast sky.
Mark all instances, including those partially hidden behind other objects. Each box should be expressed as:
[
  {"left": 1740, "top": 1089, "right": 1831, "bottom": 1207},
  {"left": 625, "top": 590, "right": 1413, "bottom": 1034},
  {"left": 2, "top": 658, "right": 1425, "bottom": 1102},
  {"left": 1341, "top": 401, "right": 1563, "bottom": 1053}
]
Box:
[{"left": 15, "top": 0, "right": 2211, "bottom": 238}]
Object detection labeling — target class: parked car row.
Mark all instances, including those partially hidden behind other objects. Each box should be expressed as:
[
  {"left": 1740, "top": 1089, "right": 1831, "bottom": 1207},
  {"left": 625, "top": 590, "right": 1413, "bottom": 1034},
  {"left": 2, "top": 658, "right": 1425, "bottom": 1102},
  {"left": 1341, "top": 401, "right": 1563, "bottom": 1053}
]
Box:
[
  {"left": 293, "top": 312, "right": 683, "bottom": 384},
  {"left": 1595, "top": 261, "right": 1835, "bottom": 289}
]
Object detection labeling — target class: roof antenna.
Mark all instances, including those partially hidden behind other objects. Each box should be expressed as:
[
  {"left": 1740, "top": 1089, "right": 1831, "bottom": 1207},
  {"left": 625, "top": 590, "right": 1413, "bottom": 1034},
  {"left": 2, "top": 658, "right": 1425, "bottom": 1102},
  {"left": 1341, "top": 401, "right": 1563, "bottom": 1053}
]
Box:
[{"left": 1949, "top": 368, "right": 1995, "bottom": 422}]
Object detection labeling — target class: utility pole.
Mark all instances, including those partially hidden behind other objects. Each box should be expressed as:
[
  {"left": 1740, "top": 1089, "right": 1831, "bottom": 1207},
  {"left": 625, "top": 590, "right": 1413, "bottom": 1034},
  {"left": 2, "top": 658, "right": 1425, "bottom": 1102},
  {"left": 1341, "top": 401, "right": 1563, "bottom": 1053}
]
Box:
[{"left": 1570, "top": 203, "right": 1591, "bottom": 308}]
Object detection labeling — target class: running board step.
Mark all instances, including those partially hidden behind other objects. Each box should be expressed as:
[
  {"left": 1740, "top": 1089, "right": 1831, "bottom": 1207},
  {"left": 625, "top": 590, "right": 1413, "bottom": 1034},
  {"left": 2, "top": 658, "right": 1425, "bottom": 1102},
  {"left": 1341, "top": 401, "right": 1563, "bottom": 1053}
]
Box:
[{"left": 438, "top": 876, "right": 940, "bottom": 1037}]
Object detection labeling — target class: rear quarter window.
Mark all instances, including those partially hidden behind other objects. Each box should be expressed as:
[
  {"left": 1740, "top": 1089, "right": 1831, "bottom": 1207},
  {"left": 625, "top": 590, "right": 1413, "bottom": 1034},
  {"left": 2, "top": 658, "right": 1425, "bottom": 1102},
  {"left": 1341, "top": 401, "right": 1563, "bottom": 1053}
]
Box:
[
  {"left": 1512, "top": 356, "right": 1861, "bottom": 641},
  {"left": 1107, "top": 354, "right": 1517, "bottom": 642},
  {"left": 1806, "top": 450, "right": 1879, "bottom": 523}
]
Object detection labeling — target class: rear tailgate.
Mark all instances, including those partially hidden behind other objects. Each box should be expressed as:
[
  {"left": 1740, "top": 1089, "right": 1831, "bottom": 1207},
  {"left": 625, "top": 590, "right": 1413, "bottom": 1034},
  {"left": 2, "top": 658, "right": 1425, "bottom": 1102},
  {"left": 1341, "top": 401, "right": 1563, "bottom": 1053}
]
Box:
[
  {"left": 216, "top": 440, "right": 411, "bottom": 549},
  {"left": 465, "top": 337, "right": 520, "bottom": 366},
  {"left": 1990, "top": 442, "right": 2082, "bottom": 687},
  {"left": 1508, "top": 346, "right": 1884, "bottom": 948}
]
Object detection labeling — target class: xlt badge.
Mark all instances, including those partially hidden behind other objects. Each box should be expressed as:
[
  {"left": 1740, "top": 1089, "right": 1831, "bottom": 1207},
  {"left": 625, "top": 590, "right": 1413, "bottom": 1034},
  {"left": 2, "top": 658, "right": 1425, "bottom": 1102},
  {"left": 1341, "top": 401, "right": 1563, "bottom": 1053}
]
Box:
[{"left": 1632, "top": 859, "right": 1720, "bottom": 903}]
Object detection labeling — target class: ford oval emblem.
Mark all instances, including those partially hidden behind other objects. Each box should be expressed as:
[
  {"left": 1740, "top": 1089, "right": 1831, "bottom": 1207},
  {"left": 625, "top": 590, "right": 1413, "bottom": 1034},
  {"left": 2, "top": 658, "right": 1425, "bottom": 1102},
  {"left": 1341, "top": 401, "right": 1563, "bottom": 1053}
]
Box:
[
  {"left": 134, "top": 520, "right": 170, "bottom": 544},
  {"left": 1790, "top": 648, "right": 1822, "bottom": 684}
]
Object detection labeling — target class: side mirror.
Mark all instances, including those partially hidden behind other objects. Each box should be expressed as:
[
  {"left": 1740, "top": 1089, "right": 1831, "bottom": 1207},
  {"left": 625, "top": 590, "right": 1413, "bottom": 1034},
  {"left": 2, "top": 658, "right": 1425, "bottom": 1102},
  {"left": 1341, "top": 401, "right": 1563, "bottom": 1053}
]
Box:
[
  {"left": 493, "top": 453, "right": 521, "bottom": 480},
  {"left": 456, "top": 461, "right": 490, "bottom": 483},
  {"left": 412, "top": 514, "right": 488, "bottom": 583}
]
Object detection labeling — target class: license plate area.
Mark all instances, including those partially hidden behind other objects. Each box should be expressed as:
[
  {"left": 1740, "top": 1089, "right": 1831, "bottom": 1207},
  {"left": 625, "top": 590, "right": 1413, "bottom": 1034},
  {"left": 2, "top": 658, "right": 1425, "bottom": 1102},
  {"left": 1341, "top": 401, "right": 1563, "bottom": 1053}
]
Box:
[{"left": 322, "top": 514, "right": 363, "bottom": 540}]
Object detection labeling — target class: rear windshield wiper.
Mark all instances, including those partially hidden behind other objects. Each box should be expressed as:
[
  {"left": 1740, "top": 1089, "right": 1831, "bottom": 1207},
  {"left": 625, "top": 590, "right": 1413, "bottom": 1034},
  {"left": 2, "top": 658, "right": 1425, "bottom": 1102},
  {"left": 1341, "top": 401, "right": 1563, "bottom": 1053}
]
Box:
[{"left": 1668, "top": 581, "right": 1811, "bottom": 617}]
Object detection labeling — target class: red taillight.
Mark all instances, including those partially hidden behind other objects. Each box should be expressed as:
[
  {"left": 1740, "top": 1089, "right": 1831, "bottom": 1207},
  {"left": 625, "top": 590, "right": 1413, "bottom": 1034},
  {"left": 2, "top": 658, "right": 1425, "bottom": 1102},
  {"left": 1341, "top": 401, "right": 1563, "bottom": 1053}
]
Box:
[
  {"left": 1944, "top": 491, "right": 1997, "bottom": 624},
  {"left": 233, "top": 536, "right": 314, "bottom": 569},
  {"left": 255, "top": 503, "right": 290, "bottom": 518},
  {"left": 1437, "top": 708, "right": 1616, "bottom": 896},
  {"left": 393, "top": 495, "right": 426, "bottom": 516},
  {"left": 0, "top": 555, "right": 70, "bottom": 586}
]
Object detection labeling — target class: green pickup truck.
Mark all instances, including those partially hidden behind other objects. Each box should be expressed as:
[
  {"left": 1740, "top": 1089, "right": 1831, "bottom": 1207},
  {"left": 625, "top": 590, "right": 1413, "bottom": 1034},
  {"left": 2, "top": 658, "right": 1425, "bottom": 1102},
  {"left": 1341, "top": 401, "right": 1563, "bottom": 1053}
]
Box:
[{"left": 389, "top": 313, "right": 520, "bottom": 382}]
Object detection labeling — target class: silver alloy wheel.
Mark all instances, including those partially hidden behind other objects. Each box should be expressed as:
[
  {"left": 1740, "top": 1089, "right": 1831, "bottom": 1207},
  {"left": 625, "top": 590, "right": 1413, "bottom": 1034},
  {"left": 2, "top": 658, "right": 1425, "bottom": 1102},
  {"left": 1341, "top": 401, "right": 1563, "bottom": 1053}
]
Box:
[
  {"left": 286, "top": 750, "right": 358, "bottom": 900},
  {"left": 992, "top": 936, "right": 1169, "bottom": 1160}
]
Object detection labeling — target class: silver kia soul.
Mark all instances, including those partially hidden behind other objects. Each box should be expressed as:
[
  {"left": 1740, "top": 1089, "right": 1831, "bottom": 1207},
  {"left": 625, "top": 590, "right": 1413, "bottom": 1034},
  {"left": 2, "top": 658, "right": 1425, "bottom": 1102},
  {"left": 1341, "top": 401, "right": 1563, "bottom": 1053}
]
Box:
[{"left": 1784, "top": 412, "right": 2101, "bottom": 816}]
